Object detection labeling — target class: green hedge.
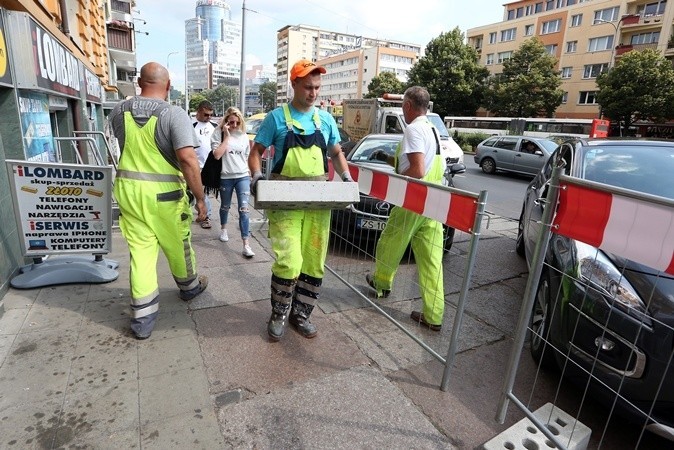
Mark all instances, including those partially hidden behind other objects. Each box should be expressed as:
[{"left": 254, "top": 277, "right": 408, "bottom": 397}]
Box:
[{"left": 452, "top": 131, "right": 490, "bottom": 151}]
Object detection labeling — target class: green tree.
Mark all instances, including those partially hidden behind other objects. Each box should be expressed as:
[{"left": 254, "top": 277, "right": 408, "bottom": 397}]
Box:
[
  {"left": 596, "top": 48, "right": 674, "bottom": 130},
  {"left": 364, "top": 71, "right": 404, "bottom": 98},
  {"left": 483, "top": 38, "right": 563, "bottom": 117},
  {"left": 200, "top": 85, "right": 238, "bottom": 115},
  {"left": 406, "top": 28, "right": 490, "bottom": 117},
  {"left": 189, "top": 93, "right": 207, "bottom": 113},
  {"left": 259, "top": 81, "right": 277, "bottom": 112}
]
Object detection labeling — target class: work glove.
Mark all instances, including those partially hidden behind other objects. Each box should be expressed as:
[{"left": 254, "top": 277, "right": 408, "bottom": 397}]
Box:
[
  {"left": 250, "top": 171, "right": 263, "bottom": 196},
  {"left": 341, "top": 171, "right": 354, "bottom": 182},
  {"left": 369, "top": 150, "right": 388, "bottom": 162}
]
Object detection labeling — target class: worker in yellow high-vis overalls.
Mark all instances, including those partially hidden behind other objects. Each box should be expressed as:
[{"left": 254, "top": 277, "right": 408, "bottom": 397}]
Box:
[
  {"left": 249, "top": 59, "right": 353, "bottom": 342},
  {"left": 108, "top": 62, "right": 208, "bottom": 340},
  {"left": 366, "top": 86, "right": 446, "bottom": 331}
]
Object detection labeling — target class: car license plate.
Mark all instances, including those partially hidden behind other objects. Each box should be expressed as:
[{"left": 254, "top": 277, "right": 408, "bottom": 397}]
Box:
[{"left": 358, "top": 218, "right": 386, "bottom": 231}]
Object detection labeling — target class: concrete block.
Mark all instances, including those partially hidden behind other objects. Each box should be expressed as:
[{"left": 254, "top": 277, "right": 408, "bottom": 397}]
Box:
[
  {"left": 483, "top": 402, "right": 591, "bottom": 450},
  {"left": 254, "top": 180, "right": 360, "bottom": 209}
]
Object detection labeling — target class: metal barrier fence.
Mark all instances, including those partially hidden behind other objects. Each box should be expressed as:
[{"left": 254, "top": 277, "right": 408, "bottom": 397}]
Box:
[
  {"left": 496, "top": 153, "right": 674, "bottom": 449},
  {"left": 325, "top": 162, "right": 488, "bottom": 390}
]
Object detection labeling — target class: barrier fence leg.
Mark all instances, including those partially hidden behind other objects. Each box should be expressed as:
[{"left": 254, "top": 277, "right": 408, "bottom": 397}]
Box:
[
  {"left": 494, "top": 164, "right": 566, "bottom": 448},
  {"left": 440, "top": 189, "right": 488, "bottom": 391}
]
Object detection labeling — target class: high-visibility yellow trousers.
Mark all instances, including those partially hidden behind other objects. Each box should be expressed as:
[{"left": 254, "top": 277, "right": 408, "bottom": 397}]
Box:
[
  {"left": 116, "top": 180, "right": 199, "bottom": 323},
  {"left": 267, "top": 208, "right": 330, "bottom": 282},
  {"left": 373, "top": 206, "right": 445, "bottom": 325}
]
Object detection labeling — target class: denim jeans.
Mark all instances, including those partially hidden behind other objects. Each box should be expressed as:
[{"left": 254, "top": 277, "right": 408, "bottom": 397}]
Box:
[{"left": 219, "top": 176, "right": 251, "bottom": 239}]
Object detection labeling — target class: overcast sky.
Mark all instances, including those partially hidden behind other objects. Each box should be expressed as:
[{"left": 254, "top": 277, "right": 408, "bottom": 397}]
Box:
[{"left": 133, "top": 0, "right": 509, "bottom": 91}]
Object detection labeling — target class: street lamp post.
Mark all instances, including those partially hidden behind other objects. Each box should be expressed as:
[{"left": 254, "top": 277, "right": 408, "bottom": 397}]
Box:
[
  {"left": 595, "top": 19, "right": 620, "bottom": 68},
  {"left": 166, "top": 51, "right": 179, "bottom": 104},
  {"left": 595, "top": 16, "right": 632, "bottom": 128},
  {"left": 595, "top": 15, "right": 640, "bottom": 67}
]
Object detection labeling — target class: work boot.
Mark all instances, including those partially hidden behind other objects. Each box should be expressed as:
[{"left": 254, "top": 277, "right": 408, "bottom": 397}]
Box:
[
  {"left": 289, "top": 299, "right": 317, "bottom": 338},
  {"left": 130, "top": 306, "right": 158, "bottom": 340},
  {"left": 268, "top": 299, "right": 290, "bottom": 342},
  {"left": 179, "top": 275, "right": 209, "bottom": 301}
]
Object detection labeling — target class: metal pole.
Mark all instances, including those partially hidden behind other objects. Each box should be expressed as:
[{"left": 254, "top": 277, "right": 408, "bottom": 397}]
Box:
[
  {"left": 239, "top": 0, "right": 247, "bottom": 115},
  {"left": 496, "top": 160, "right": 564, "bottom": 424},
  {"left": 184, "top": 40, "right": 189, "bottom": 112},
  {"left": 166, "top": 51, "right": 179, "bottom": 104},
  {"left": 595, "top": 18, "right": 621, "bottom": 128},
  {"left": 440, "top": 189, "right": 488, "bottom": 391}
]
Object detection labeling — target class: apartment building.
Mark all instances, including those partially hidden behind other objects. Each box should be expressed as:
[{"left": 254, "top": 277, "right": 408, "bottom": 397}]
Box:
[
  {"left": 275, "top": 24, "right": 422, "bottom": 105},
  {"left": 467, "top": 0, "right": 674, "bottom": 119},
  {"left": 106, "top": 0, "right": 140, "bottom": 104}
]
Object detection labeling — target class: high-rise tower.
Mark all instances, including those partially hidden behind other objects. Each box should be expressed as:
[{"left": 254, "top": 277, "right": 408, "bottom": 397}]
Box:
[{"left": 185, "top": 0, "right": 241, "bottom": 100}]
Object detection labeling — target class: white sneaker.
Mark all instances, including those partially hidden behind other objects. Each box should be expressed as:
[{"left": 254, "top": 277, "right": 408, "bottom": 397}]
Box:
[
  {"left": 219, "top": 229, "right": 229, "bottom": 242},
  {"left": 242, "top": 244, "right": 255, "bottom": 257}
]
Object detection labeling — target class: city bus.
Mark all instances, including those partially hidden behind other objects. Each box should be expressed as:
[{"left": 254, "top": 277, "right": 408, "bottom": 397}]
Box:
[{"left": 444, "top": 116, "right": 609, "bottom": 139}]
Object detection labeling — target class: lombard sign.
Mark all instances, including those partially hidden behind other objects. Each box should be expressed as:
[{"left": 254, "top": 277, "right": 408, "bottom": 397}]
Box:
[{"left": 30, "top": 17, "right": 81, "bottom": 97}]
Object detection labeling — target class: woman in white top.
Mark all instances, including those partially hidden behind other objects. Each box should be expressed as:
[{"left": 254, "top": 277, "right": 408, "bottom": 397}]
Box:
[{"left": 211, "top": 107, "right": 255, "bottom": 257}]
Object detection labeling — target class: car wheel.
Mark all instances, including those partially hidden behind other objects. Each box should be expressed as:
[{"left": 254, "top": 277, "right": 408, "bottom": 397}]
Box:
[
  {"left": 480, "top": 157, "right": 496, "bottom": 174},
  {"left": 515, "top": 211, "right": 525, "bottom": 258},
  {"left": 530, "top": 271, "right": 557, "bottom": 369},
  {"left": 443, "top": 226, "right": 455, "bottom": 253}
]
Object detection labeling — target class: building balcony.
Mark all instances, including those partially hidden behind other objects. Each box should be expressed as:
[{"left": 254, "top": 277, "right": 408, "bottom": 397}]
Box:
[
  {"left": 109, "top": 47, "right": 136, "bottom": 71},
  {"left": 107, "top": 23, "right": 133, "bottom": 51},
  {"left": 614, "top": 42, "right": 658, "bottom": 61},
  {"left": 620, "top": 13, "right": 666, "bottom": 30}
]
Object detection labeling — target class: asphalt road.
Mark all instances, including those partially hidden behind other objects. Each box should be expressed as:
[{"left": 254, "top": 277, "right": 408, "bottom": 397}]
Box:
[{"left": 453, "top": 156, "right": 534, "bottom": 220}]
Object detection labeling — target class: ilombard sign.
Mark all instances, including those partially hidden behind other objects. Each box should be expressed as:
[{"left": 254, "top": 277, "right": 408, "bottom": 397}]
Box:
[{"left": 6, "top": 160, "right": 113, "bottom": 257}]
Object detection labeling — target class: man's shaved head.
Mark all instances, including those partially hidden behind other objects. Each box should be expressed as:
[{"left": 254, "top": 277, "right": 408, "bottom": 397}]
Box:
[
  {"left": 139, "top": 62, "right": 169, "bottom": 86},
  {"left": 137, "top": 62, "right": 170, "bottom": 99}
]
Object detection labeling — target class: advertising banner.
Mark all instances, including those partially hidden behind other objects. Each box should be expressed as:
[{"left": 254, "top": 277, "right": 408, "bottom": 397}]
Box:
[
  {"left": 6, "top": 160, "right": 113, "bottom": 257},
  {"left": 30, "top": 17, "right": 81, "bottom": 97},
  {"left": 18, "top": 91, "right": 56, "bottom": 162}
]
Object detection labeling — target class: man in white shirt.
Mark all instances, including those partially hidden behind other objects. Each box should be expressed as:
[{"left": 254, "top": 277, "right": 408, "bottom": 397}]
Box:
[{"left": 193, "top": 100, "right": 218, "bottom": 228}]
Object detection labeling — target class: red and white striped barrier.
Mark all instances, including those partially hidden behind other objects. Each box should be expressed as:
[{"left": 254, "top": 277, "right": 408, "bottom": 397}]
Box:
[
  {"left": 553, "top": 178, "right": 674, "bottom": 275},
  {"left": 336, "top": 163, "right": 478, "bottom": 233}
]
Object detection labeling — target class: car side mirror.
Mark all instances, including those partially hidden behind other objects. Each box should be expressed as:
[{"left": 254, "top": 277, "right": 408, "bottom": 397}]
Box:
[
  {"left": 449, "top": 163, "right": 466, "bottom": 175},
  {"left": 534, "top": 150, "right": 544, "bottom": 156}
]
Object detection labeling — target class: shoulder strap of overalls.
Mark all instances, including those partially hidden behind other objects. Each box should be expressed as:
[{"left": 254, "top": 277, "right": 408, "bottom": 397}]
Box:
[{"left": 282, "top": 103, "right": 321, "bottom": 134}]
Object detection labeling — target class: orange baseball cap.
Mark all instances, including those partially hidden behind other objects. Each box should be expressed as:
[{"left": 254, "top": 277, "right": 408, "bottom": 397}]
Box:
[{"left": 290, "top": 59, "right": 327, "bottom": 80}]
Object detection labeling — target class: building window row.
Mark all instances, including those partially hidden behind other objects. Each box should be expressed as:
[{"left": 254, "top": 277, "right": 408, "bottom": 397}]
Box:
[
  {"left": 637, "top": 1, "right": 667, "bottom": 17},
  {"left": 541, "top": 18, "right": 561, "bottom": 34},
  {"left": 588, "top": 35, "right": 614, "bottom": 52},
  {"left": 559, "top": 63, "right": 610, "bottom": 79},
  {"left": 380, "top": 54, "right": 413, "bottom": 64},
  {"left": 631, "top": 31, "right": 660, "bottom": 44},
  {"left": 578, "top": 91, "right": 598, "bottom": 104},
  {"left": 501, "top": 28, "right": 517, "bottom": 42},
  {"left": 497, "top": 51, "right": 513, "bottom": 63},
  {"left": 593, "top": 7, "right": 620, "bottom": 24},
  {"left": 506, "top": 0, "right": 578, "bottom": 20}
]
